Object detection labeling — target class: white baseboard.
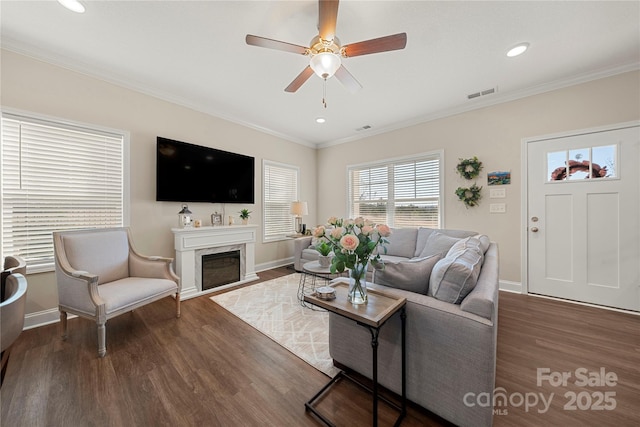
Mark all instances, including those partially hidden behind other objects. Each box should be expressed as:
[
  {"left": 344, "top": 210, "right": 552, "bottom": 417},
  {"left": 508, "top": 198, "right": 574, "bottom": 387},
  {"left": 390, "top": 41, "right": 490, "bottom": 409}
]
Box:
[
  {"left": 499, "top": 280, "right": 522, "bottom": 293},
  {"left": 23, "top": 308, "right": 77, "bottom": 330},
  {"left": 255, "top": 257, "right": 294, "bottom": 272}
]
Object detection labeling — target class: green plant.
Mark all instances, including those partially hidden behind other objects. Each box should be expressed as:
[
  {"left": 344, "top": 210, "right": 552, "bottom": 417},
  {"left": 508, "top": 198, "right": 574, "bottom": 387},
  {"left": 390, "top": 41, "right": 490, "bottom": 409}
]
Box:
[
  {"left": 315, "top": 241, "right": 332, "bottom": 256},
  {"left": 455, "top": 184, "right": 482, "bottom": 208},
  {"left": 456, "top": 156, "right": 483, "bottom": 180},
  {"left": 239, "top": 209, "right": 251, "bottom": 220}
]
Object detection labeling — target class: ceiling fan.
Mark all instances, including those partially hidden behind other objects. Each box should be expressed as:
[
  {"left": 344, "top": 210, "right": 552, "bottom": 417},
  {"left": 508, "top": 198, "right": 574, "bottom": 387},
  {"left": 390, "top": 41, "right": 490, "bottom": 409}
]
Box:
[{"left": 245, "top": 0, "right": 407, "bottom": 95}]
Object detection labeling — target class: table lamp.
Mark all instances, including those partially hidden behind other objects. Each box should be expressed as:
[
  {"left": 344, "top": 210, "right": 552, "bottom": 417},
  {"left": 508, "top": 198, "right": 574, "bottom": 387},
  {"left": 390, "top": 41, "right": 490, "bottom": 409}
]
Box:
[{"left": 290, "top": 201, "right": 308, "bottom": 234}]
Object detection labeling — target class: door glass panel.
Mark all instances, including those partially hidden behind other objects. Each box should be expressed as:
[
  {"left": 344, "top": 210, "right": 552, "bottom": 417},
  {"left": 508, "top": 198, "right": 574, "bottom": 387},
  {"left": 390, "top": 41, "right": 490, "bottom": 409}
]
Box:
[
  {"left": 548, "top": 144, "right": 617, "bottom": 182},
  {"left": 592, "top": 144, "right": 616, "bottom": 178},
  {"left": 568, "top": 148, "right": 591, "bottom": 180},
  {"left": 548, "top": 151, "right": 567, "bottom": 181}
]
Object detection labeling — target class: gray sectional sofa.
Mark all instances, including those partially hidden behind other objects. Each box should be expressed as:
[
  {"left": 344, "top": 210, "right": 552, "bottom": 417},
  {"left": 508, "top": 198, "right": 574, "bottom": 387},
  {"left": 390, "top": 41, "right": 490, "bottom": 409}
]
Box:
[{"left": 294, "top": 227, "right": 499, "bottom": 427}]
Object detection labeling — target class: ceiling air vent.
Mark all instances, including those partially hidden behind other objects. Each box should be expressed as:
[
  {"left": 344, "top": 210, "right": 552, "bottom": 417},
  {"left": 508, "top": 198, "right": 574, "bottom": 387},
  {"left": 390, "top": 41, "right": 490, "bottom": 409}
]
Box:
[
  {"left": 356, "top": 125, "right": 372, "bottom": 131},
  {"left": 467, "top": 87, "right": 497, "bottom": 100}
]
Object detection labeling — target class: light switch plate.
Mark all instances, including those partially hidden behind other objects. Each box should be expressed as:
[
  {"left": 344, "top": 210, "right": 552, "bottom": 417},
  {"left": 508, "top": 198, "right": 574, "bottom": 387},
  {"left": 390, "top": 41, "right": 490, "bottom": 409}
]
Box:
[
  {"left": 490, "top": 203, "right": 506, "bottom": 213},
  {"left": 490, "top": 188, "right": 506, "bottom": 198}
]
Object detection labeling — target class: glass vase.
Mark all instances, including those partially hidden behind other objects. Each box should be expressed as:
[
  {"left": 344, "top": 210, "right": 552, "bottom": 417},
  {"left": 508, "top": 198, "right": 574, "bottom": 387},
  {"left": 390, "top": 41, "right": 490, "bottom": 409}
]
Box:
[{"left": 348, "top": 262, "right": 368, "bottom": 305}]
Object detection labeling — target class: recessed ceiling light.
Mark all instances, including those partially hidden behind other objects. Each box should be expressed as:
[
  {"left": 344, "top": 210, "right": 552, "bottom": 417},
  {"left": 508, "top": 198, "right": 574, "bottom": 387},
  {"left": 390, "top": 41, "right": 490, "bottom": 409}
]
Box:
[
  {"left": 506, "top": 42, "right": 529, "bottom": 57},
  {"left": 315, "top": 117, "right": 326, "bottom": 124},
  {"left": 58, "top": 0, "right": 85, "bottom": 13}
]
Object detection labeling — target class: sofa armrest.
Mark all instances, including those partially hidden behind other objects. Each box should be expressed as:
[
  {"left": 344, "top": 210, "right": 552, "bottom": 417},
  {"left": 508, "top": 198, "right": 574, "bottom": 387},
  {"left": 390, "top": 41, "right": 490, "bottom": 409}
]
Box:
[
  {"left": 460, "top": 243, "right": 499, "bottom": 321},
  {"left": 293, "top": 236, "right": 313, "bottom": 271}
]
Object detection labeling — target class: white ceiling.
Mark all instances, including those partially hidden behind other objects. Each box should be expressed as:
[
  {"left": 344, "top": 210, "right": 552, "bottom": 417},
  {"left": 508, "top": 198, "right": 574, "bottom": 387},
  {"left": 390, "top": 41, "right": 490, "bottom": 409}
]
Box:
[{"left": 2, "top": 1, "right": 639, "bottom": 147}]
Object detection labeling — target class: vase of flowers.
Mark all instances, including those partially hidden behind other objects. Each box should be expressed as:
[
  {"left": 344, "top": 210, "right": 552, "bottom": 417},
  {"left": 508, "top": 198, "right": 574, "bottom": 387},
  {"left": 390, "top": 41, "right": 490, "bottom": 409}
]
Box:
[{"left": 313, "top": 217, "right": 391, "bottom": 305}]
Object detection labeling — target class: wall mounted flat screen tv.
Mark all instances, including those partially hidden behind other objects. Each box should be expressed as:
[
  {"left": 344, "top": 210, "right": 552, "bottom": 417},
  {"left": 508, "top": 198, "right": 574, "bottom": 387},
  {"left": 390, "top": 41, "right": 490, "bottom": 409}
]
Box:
[{"left": 156, "top": 137, "right": 255, "bottom": 203}]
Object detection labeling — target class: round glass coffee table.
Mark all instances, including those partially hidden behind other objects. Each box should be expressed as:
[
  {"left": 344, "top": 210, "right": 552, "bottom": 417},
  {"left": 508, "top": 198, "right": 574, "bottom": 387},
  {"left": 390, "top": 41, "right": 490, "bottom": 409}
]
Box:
[{"left": 298, "top": 260, "right": 344, "bottom": 309}]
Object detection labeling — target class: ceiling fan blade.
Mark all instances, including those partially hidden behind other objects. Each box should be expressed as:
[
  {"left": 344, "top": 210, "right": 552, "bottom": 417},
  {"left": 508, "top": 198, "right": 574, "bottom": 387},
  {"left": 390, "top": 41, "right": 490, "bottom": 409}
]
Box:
[
  {"left": 334, "top": 65, "right": 362, "bottom": 94},
  {"left": 318, "top": 0, "right": 339, "bottom": 41},
  {"left": 342, "top": 32, "right": 407, "bottom": 57},
  {"left": 285, "top": 66, "right": 315, "bottom": 93},
  {"left": 245, "top": 34, "right": 308, "bottom": 55}
]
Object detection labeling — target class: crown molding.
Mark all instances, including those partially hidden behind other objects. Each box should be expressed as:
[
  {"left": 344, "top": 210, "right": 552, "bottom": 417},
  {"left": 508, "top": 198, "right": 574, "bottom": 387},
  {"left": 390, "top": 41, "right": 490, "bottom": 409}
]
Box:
[
  {"left": 1, "top": 40, "right": 317, "bottom": 149},
  {"left": 3, "top": 38, "right": 638, "bottom": 151},
  {"left": 317, "top": 61, "right": 640, "bottom": 149}
]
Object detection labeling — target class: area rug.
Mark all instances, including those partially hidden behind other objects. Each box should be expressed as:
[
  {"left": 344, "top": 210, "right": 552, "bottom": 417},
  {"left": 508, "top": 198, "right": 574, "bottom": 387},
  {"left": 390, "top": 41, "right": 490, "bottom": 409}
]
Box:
[{"left": 210, "top": 273, "right": 340, "bottom": 378}]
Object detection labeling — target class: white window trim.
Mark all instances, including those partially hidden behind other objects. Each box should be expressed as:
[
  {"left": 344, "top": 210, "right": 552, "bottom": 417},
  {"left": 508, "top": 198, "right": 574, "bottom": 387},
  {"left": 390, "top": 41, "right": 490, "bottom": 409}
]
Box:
[
  {"left": 346, "top": 149, "right": 444, "bottom": 228},
  {"left": 1, "top": 108, "right": 130, "bottom": 273},
  {"left": 262, "top": 159, "right": 299, "bottom": 243}
]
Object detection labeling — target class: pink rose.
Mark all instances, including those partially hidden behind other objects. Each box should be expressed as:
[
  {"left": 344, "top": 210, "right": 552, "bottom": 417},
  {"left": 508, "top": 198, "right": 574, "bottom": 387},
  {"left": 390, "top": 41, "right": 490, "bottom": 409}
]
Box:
[
  {"left": 327, "top": 216, "right": 338, "bottom": 225},
  {"left": 330, "top": 227, "right": 344, "bottom": 239},
  {"left": 376, "top": 224, "right": 391, "bottom": 237},
  {"left": 340, "top": 234, "right": 359, "bottom": 251},
  {"left": 312, "top": 226, "right": 325, "bottom": 238},
  {"left": 361, "top": 225, "right": 374, "bottom": 236},
  {"left": 364, "top": 219, "right": 375, "bottom": 227},
  {"left": 354, "top": 217, "right": 365, "bottom": 227}
]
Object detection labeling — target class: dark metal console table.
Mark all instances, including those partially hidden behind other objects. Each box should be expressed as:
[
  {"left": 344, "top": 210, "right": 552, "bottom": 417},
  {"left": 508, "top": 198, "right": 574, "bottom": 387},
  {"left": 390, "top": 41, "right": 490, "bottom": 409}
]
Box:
[{"left": 304, "top": 279, "right": 407, "bottom": 427}]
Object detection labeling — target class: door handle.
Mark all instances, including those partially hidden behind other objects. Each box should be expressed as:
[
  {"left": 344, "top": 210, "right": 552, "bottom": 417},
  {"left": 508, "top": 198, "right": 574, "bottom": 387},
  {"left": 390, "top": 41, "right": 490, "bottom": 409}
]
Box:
[{"left": 531, "top": 227, "right": 539, "bottom": 232}]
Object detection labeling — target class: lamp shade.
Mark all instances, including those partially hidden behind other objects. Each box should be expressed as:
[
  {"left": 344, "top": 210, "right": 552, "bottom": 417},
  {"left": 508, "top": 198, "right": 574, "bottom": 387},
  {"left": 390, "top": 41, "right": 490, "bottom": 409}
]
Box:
[
  {"left": 290, "top": 201, "right": 308, "bottom": 216},
  {"left": 309, "top": 52, "right": 341, "bottom": 79}
]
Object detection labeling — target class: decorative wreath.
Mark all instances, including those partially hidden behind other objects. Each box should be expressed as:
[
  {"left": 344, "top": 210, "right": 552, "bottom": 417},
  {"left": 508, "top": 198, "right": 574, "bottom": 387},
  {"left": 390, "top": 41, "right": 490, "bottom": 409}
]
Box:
[
  {"left": 456, "top": 156, "right": 483, "bottom": 180},
  {"left": 455, "top": 184, "right": 482, "bottom": 208}
]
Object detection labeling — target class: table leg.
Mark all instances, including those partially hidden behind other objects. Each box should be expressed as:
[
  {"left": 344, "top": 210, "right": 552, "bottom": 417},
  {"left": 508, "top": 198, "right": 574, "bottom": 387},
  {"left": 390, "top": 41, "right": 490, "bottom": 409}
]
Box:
[
  {"left": 401, "top": 307, "right": 407, "bottom": 420},
  {"left": 368, "top": 327, "right": 380, "bottom": 427}
]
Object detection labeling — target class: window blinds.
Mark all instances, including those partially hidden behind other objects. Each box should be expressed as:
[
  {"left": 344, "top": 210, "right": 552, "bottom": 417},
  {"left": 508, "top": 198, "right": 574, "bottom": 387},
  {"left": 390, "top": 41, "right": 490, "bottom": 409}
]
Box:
[
  {"left": 263, "top": 161, "right": 298, "bottom": 241},
  {"left": 1, "top": 114, "right": 124, "bottom": 270},
  {"left": 349, "top": 154, "right": 441, "bottom": 228}
]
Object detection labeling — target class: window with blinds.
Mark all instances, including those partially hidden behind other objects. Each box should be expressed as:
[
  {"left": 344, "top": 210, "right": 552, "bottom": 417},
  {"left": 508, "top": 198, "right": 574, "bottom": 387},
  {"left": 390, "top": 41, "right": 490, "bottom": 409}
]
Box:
[
  {"left": 263, "top": 160, "right": 299, "bottom": 242},
  {"left": 1, "top": 113, "right": 126, "bottom": 272},
  {"left": 349, "top": 152, "right": 442, "bottom": 228}
]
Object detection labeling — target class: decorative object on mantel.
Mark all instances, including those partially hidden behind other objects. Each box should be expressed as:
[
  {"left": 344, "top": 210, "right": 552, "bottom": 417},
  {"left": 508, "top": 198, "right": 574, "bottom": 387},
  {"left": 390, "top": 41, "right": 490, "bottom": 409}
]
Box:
[
  {"left": 228, "top": 216, "right": 234, "bottom": 226},
  {"left": 239, "top": 209, "right": 252, "bottom": 225},
  {"left": 455, "top": 183, "right": 483, "bottom": 208},
  {"left": 178, "top": 204, "right": 193, "bottom": 228},
  {"left": 290, "top": 201, "right": 308, "bottom": 234},
  {"left": 315, "top": 241, "right": 333, "bottom": 267},
  {"left": 313, "top": 217, "right": 391, "bottom": 305},
  {"left": 211, "top": 212, "right": 223, "bottom": 226},
  {"left": 456, "top": 156, "right": 483, "bottom": 180}
]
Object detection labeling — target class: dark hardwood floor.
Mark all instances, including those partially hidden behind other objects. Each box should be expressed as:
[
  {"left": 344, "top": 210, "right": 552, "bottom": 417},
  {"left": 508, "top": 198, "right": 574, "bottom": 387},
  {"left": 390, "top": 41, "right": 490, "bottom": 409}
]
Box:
[{"left": 1, "top": 266, "right": 639, "bottom": 426}]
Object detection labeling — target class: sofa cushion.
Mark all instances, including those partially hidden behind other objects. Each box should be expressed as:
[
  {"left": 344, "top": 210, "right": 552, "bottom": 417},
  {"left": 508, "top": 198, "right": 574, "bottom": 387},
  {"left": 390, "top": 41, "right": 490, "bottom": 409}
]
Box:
[
  {"left": 475, "top": 234, "right": 491, "bottom": 254},
  {"left": 373, "top": 254, "right": 441, "bottom": 294},
  {"left": 414, "top": 228, "right": 436, "bottom": 257},
  {"left": 429, "top": 238, "right": 484, "bottom": 304},
  {"left": 383, "top": 228, "right": 418, "bottom": 258},
  {"left": 418, "top": 231, "right": 462, "bottom": 258}
]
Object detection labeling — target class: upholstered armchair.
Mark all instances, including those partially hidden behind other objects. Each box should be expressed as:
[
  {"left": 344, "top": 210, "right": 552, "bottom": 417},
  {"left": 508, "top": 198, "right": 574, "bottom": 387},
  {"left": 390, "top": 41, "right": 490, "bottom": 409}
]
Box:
[
  {"left": 2, "top": 256, "right": 26, "bottom": 301},
  {"left": 1, "top": 267, "right": 28, "bottom": 386},
  {"left": 53, "top": 227, "right": 180, "bottom": 357}
]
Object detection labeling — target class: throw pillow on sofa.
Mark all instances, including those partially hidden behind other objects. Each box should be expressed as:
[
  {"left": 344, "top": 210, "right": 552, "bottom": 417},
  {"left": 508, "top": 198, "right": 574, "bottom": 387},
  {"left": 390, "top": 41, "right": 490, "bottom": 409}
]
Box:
[
  {"left": 381, "top": 228, "right": 418, "bottom": 258},
  {"left": 429, "top": 237, "right": 485, "bottom": 304},
  {"left": 373, "top": 254, "right": 442, "bottom": 294},
  {"left": 418, "top": 231, "right": 462, "bottom": 258}
]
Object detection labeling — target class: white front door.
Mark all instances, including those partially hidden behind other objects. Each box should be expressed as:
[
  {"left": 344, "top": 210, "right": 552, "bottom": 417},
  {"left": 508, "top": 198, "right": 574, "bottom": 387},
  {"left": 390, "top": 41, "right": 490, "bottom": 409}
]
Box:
[{"left": 526, "top": 124, "right": 640, "bottom": 311}]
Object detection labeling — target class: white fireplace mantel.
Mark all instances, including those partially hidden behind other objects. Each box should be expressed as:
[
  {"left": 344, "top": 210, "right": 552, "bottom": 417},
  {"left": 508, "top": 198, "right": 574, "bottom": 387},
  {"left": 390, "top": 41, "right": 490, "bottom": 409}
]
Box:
[{"left": 172, "top": 225, "right": 259, "bottom": 299}]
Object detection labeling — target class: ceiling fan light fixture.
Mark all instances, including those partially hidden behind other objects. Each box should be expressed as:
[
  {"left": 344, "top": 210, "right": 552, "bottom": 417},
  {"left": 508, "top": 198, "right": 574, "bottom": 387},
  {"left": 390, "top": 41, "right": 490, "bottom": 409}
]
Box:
[
  {"left": 57, "top": 0, "right": 85, "bottom": 13},
  {"left": 310, "top": 52, "right": 341, "bottom": 79},
  {"left": 506, "top": 42, "right": 529, "bottom": 57}
]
